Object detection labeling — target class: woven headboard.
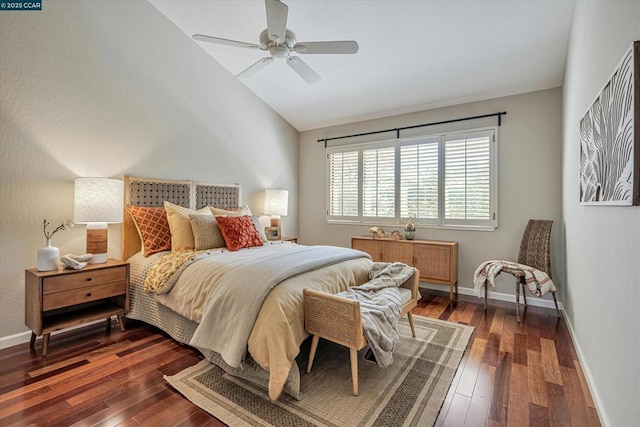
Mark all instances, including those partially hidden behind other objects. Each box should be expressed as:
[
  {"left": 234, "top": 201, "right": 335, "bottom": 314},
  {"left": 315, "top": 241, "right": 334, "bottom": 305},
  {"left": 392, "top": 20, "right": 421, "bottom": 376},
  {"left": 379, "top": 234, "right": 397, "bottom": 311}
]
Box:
[{"left": 122, "top": 175, "right": 240, "bottom": 260}]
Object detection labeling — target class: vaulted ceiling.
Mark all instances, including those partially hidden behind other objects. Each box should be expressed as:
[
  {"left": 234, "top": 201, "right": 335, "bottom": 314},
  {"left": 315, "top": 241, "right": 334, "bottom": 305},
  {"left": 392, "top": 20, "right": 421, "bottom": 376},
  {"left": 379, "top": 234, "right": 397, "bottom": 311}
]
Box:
[{"left": 150, "top": 0, "right": 574, "bottom": 131}]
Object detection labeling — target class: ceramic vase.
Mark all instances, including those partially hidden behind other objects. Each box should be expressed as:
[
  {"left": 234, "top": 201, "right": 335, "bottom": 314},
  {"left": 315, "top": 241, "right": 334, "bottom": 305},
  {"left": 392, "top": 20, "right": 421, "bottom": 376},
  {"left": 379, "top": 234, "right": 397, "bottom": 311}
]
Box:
[
  {"left": 37, "top": 239, "right": 59, "bottom": 271},
  {"left": 404, "top": 217, "right": 416, "bottom": 240}
]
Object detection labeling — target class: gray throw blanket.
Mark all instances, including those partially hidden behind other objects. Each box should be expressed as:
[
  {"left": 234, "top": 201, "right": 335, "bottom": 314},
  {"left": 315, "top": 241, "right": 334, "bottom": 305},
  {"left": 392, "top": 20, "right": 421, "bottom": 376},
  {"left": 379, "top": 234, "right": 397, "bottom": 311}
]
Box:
[{"left": 336, "top": 262, "right": 415, "bottom": 368}]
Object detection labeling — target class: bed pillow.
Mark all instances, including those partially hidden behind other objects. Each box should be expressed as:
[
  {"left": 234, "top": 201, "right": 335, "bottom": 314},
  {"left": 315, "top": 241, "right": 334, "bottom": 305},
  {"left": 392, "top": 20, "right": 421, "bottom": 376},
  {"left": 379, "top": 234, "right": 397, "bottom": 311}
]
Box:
[
  {"left": 215, "top": 215, "right": 264, "bottom": 251},
  {"left": 126, "top": 205, "right": 172, "bottom": 256},
  {"left": 251, "top": 215, "right": 269, "bottom": 243},
  {"left": 189, "top": 214, "right": 227, "bottom": 250},
  {"left": 164, "top": 201, "right": 212, "bottom": 251},
  {"left": 209, "top": 205, "right": 252, "bottom": 217}
]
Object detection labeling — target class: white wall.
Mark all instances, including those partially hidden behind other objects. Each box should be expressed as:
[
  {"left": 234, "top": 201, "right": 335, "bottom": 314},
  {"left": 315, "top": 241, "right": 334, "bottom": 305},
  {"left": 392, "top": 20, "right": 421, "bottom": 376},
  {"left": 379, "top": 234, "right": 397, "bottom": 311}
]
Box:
[
  {"left": 0, "top": 0, "right": 298, "bottom": 338},
  {"left": 300, "top": 88, "right": 563, "bottom": 300},
  {"left": 562, "top": 2, "right": 640, "bottom": 426}
]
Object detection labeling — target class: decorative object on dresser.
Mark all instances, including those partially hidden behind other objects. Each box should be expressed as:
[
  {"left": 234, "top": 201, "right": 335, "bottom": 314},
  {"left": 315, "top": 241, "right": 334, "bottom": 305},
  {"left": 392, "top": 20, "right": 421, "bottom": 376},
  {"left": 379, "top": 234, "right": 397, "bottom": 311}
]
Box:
[
  {"left": 352, "top": 236, "right": 459, "bottom": 301},
  {"left": 368, "top": 226, "right": 403, "bottom": 240},
  {"left": 25, "top": 259, "right": 130, "bottom": 356},
  {"left": 37, "top": 219, "right": 73, "bottom": 272},
  {"left": 73, "top": 177, "right": 124, "bottom": 263},
  {"left": 263, "top": 189, "right": 288, "bottom": 240},
  {"left": 404, "top": 215, "right": 417, "bottom": 240}
]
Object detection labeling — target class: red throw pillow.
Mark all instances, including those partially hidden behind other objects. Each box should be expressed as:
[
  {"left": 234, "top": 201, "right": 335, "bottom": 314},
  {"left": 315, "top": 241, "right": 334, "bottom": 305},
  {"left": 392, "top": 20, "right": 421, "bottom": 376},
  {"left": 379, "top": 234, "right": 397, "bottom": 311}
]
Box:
[
  {"left": 215, "top": 215, "right": 264, "bottom": 251},
  {"left": 126, "top": 205, "right": 172, "bottom": 256}
]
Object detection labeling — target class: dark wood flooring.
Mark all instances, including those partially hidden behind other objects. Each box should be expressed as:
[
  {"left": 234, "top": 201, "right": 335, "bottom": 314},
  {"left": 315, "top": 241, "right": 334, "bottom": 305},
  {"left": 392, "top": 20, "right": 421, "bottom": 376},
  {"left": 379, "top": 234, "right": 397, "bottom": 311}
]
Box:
[{"left": 0, "top": 291, "right": 600, "bottom": 426}]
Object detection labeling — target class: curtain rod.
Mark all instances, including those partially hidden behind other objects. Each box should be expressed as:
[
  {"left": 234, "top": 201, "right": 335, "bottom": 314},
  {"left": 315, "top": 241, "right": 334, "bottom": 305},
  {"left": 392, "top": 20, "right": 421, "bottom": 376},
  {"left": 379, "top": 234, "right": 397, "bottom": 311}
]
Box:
[{"left": 317, "top": 111, "right": 507, "bottom": 146}]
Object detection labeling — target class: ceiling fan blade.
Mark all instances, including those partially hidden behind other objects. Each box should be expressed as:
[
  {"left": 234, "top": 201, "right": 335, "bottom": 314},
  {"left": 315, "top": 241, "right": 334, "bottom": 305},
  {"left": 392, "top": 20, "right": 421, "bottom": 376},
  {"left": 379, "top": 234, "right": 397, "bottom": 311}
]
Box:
[
  {"left": 286, "top": 56, "right": 321, "bottom": 85},
  {"left": 236, "top": 57, "right": 273, "bottom": 79},
  {"left": 265, "top": 0, "right": 288, "bottom": 44},
  {"left": 293, "top": 41, "right": 359, "bottom": 54},
  {"left": 193, "top": 34, "right": 262, "bottom": 50}
]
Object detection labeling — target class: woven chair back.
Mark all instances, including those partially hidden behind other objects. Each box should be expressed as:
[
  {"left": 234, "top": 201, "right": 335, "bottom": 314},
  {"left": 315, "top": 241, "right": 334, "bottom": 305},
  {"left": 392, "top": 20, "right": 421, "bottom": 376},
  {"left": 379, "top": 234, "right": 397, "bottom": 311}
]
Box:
[{"left": 517, "top": 220, "right": 553, "bottom": 278}]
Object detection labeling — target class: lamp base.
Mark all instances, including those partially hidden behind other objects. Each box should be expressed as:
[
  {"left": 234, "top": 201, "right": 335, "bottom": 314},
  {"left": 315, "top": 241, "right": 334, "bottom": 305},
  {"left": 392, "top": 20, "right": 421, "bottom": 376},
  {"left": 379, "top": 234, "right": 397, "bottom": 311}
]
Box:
[
  {"left": 86, "top": 223, "right": 108, "bottom": 264},
  {"left": 270, "top": 215, "right": 281, "bottom": 227}
]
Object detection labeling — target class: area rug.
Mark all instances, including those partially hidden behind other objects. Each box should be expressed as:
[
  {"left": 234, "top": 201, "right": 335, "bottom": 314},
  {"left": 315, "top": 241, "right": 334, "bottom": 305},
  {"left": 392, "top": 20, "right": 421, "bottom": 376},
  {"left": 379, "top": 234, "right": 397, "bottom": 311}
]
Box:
[{"left": 165, "top": 316, "right": 473, "bottom": 427}]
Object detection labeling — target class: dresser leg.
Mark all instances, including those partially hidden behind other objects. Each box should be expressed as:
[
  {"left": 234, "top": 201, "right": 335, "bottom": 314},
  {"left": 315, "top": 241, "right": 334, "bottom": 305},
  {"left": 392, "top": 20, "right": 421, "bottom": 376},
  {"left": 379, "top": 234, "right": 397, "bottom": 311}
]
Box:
[
  {"left": 117, "top": 314, "right": 125, "bottom": 332},
  {"left": 30, "top": 332, "right": 36, "bottom": 348},
  {"left": 42, "top": 334, "right": 50, "bottom": 356},
  {"left": 106, "top": 317, "right": 111, "bottom": 332}
]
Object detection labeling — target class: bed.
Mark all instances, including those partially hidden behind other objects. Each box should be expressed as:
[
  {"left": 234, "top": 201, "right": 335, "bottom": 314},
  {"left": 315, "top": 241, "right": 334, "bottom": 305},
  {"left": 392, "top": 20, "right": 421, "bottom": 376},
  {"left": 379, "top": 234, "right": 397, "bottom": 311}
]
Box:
[{"left": 121, "top": 176, "right": 378, "bottom": 400}]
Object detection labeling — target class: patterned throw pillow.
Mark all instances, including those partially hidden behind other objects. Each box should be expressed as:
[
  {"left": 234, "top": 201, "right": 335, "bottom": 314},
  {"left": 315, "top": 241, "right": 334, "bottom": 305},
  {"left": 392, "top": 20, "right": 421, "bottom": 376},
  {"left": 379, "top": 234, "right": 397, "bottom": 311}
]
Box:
[
  {"left": 215, "top": 215, "right": 264, "bottom": 251},
  {"left": 189, "top": 214, "right": 226, "bottom": 250},
  {"left": 126, "top": 205, "right": 172, "bottom": 256}
]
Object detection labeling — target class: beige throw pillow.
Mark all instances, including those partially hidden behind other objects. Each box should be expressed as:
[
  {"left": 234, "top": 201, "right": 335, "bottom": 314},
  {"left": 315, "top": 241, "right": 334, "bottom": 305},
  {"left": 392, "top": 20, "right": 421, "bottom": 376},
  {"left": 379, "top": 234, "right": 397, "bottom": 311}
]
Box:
[
  {"left": 164, "top": 201, "right": 212, "bottom": 251},
  {"left": 189, "top": 214, "right": 226, "bottom": 250}
]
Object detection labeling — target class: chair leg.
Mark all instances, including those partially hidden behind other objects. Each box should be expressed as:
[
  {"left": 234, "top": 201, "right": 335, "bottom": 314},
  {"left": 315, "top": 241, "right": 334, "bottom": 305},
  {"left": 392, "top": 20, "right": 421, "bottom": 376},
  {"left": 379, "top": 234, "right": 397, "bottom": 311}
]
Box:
[
  {"left": 551, "top": 291, "right": 561, "bottom": 318},
  {"left": 350, "top": 348, "right": 359, "bottom": 396},
  {"left": 484, "top": 283, "right": 488, "bottom": 310},
  {"left": 306, "top": 335, "right": 320, "bottom": 374},
  {"left": 515, "top": 278, "right": 521, "bottom": 323},
  {"left": 521, "top": 282, "right": 528, "bottom": 307},
  {"left": 407, "top": 312, "right": 416, "bottom": 338}
]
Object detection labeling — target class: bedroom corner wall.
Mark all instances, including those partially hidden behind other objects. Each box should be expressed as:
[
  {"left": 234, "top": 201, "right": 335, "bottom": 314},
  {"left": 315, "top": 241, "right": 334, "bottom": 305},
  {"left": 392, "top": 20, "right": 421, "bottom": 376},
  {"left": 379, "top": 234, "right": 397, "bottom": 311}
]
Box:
[
  {"left": 562, "top": 1, "right": 640, "bottom": 426},
  {"left": 0, "top": 1, "right": 298, "bottom": 340},
  {"left": 299, "top": 88, "right": 563, "bottom": 302}
]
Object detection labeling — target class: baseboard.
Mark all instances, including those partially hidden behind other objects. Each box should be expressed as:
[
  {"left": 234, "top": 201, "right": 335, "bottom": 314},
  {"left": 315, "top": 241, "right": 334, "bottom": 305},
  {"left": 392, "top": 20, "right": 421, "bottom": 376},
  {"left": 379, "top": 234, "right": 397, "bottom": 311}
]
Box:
[
  {"left": 561, "top": 311, "right": 609, "bottom": 427},
  {"left": 418, "top": 282, "right": 565, "bottom": 311},
  {"left": 0, "top": 319, "right": 105, "bottom": 351}
]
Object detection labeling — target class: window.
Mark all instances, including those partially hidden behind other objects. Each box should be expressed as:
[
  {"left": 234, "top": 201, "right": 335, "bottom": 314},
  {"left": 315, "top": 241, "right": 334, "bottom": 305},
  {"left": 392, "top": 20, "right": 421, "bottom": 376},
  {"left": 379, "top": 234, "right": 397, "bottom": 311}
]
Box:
[{"left": 326, "top": 128, "right": 497, "bottom": 230}]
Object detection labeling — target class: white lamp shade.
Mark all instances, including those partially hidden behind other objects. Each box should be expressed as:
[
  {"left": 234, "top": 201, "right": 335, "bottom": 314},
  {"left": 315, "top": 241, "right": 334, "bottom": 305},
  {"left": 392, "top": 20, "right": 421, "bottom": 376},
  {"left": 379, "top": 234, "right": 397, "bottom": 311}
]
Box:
[
  {"left": 73, "top": 178, "right": 124, "bottom": 224},
  {"left": 264, "top": 190, "right": 289, "bottom": 216}
]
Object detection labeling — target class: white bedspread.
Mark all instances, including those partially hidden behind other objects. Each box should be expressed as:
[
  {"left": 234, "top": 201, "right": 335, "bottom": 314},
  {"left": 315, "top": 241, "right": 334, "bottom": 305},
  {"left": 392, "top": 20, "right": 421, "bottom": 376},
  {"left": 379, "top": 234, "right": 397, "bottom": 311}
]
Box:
[{"left": 154, "top": 243, "right": 372, "bottom": 399}]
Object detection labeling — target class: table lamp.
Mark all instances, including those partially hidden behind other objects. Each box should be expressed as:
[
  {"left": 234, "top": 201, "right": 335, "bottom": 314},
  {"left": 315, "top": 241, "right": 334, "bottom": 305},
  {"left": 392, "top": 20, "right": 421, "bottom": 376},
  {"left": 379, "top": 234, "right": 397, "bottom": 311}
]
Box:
[
  {"left": 73, "top": 177, "right": 124, "bottom": 264},
  {"left": 264, "top": 189, "right": 288, "bottom": 239}
]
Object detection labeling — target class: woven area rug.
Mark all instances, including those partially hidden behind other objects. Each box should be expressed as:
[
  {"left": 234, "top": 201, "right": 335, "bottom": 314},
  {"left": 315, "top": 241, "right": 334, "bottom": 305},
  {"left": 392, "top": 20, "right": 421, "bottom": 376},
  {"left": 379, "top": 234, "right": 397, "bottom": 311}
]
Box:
[{"left": 165, "top": 315, "right": 473, "bottom": 427}]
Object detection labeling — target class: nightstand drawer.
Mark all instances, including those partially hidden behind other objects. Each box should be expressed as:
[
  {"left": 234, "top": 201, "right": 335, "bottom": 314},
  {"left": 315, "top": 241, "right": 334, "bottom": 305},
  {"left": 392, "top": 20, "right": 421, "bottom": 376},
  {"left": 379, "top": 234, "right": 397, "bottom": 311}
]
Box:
[
  {"left": 43, "top": 266, "right": 127, "bottom": 294},
  {"left": 43, "top": 282, "right": 125, "bottom": 311}
]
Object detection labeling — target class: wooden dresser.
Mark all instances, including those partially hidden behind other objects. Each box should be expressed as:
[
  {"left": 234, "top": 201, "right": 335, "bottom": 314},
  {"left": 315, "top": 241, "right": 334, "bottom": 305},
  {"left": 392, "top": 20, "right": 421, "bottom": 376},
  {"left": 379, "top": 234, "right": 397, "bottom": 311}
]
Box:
[{"left": 352, "top": 236, "right": 458, "bottom": 301}]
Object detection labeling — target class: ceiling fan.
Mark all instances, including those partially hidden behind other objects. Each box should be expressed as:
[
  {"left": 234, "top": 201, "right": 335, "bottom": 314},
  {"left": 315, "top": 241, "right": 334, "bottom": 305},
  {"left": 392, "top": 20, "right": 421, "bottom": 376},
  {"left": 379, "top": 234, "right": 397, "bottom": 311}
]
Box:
[{"left": 192, "top": 0, "right": 359, "bottom": 85}]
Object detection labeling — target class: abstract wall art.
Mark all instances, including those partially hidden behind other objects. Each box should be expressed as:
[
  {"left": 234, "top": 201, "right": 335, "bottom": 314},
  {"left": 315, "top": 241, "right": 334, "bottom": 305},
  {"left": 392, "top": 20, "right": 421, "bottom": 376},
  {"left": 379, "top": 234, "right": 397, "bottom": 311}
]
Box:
[{"left": 580, "top": 41, "right": 639, "bottom": 205}]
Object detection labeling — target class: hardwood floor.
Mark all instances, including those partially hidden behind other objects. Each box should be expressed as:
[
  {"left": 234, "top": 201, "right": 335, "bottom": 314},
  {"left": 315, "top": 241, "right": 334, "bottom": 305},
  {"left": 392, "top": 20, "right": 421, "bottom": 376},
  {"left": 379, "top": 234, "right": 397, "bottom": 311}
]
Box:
[{"left": 0, "top": 291, "right": 600, "bottom": 426}]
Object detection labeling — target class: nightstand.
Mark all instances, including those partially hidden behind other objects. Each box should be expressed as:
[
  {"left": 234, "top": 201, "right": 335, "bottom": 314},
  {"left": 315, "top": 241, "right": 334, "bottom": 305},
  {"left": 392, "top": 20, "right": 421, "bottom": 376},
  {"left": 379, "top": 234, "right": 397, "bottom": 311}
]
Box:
[
  {"left": 282, "top": 237, "right": 297, "bottom": 243},
  {"left": 25, "top": 259, "right": 130, "bottom": 356}
]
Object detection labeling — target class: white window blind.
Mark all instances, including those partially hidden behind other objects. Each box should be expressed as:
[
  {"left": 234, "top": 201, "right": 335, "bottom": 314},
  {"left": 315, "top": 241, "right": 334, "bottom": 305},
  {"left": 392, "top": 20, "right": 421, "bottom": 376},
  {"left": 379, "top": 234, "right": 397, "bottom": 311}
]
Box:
[
  {"left": 328, "top": 150, "right": 359, "bottom": 217},
  {"left": 445, "top": 133, "right": 492, "bottom": 221},
  {"left": 326, "top": 127, "right": 497, "bottom": 229},
  {"left": 400, "top": 138, "right": 439, "bottom": 220},
  {"left": 363, "top": 146, "right": 395, "bottom": 218}
]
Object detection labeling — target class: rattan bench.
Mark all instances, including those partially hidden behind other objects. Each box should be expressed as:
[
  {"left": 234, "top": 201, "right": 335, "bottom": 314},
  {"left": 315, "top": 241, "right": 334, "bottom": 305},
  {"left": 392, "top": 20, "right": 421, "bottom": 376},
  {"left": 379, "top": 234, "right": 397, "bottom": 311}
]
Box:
[{"left": 303, "top": 268, "right": 420, "bottom": 395}]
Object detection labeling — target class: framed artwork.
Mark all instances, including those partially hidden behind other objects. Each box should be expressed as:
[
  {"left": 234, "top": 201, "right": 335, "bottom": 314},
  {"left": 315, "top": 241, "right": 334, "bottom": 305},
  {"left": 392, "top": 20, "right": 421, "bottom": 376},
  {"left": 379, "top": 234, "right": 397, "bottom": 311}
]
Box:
[
  {"left": 265, "top": 226, "right": 281, "bottom": 241},
  {"left": 579, "top": 40, "right": 639, "bottom": 205}
]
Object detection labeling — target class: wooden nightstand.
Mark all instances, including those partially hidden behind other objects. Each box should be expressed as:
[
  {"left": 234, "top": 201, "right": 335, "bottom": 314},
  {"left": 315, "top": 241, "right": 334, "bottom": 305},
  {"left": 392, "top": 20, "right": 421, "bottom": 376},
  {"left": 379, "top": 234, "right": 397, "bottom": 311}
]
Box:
[
  {"left": 25, "top": 259, "right": 130, "bottom": 356},
  {"left": 282, "top": 237, "right": 297, "bottom": 243}
]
